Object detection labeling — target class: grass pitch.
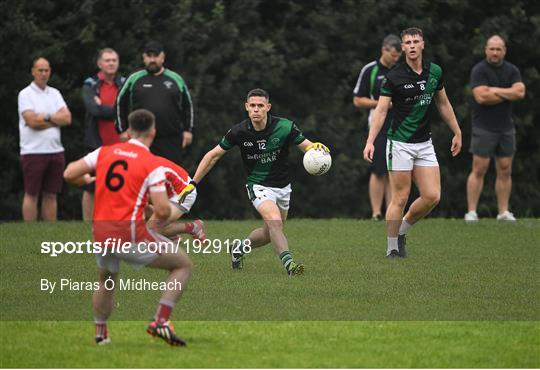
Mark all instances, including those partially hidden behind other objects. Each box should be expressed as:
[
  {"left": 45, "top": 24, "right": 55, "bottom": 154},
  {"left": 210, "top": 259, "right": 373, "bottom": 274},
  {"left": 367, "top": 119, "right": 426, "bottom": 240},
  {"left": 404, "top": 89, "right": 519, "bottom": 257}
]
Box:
[{"left": 1, "top": 219, "right": 539, "bottom": 367}]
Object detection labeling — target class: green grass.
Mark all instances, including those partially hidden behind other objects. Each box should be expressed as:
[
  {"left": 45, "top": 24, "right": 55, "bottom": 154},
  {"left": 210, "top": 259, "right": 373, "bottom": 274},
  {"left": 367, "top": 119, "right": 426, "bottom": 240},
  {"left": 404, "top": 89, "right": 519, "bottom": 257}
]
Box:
[{"left": 1, "top": 219, "right": 539, "bottom": 367}]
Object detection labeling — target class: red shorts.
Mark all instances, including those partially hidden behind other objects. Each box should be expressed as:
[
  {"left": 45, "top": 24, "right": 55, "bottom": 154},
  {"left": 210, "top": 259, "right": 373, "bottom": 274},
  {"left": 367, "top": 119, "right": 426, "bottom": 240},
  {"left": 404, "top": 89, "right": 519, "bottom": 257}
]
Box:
[{"left": 20, "top": 152, "right": 65, "bottom": 195}]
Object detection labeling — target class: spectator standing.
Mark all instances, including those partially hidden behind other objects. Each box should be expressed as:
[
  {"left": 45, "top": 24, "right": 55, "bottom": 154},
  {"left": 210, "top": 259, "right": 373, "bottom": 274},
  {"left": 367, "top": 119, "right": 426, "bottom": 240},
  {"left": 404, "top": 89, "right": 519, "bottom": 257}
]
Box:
[
  {"left": 81, "top": 48, "right": 125, "bottom": 220},
  {"left": 465, "top": 35, "right": 525, "bottom": 222},
  {"left": 18, "top": 57, "right": 72, "bottom": 221},
  {"left": 353, "top": 34, "right": 402, "bottom": 220},
  {"left": 116, "top": 41, "right": 193, "bottom": 165}
]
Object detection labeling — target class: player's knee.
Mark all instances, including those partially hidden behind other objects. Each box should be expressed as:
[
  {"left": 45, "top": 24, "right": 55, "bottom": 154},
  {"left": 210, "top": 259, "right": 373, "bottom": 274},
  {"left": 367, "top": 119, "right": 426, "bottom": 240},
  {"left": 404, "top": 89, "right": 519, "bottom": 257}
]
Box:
[
  {"left": 391, "top": 195, "right": 408, "bottom": 209},
  {"left": 178, "top": 255, "right": 194, "bottom": 272},
  {"left": 266, "top": 219, "right": 283, "bottom": 231},
  {"left": 424, "top": 192, "right": 440, "bottom": 207}
]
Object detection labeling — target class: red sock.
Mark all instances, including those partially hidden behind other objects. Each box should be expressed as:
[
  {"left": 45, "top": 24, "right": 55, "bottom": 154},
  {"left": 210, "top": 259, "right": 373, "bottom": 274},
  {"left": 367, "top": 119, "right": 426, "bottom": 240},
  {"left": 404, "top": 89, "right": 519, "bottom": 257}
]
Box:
[
  {"left": 95, "top": 322, "right": 108, "bottom": 338},
  {"left": 184, "top": 222, "right": 194, "bottom": 233},
  {"left": 155, "top": 302, "right": 173, "bottom": 324}
]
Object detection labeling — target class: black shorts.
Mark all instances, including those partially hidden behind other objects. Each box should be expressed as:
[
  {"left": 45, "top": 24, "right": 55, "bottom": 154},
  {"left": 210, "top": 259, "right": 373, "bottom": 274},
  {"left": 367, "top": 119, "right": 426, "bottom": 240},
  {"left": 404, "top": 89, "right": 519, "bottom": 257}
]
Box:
[
  {"left": 150, "top": 136, "right": 184, "bottom": 165},
  {"left": 371, "top": 132, "right": 388, "bottom": 175},
  {"left": 470, "top": 127, "right": 516, "bottom": 157}
]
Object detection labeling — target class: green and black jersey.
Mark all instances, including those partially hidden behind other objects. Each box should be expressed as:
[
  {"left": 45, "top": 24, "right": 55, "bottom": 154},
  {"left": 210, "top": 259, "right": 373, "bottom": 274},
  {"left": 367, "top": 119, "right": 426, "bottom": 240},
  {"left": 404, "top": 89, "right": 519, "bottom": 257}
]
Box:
[
  {"left": 380, "top": 60, "right": 444, "bottom": 143},
  {"left": 116, "top": 69, "right": 193, "bottom": 136},
  {"left": 219, "top": 115, "right": 306, "bottom": 187}
]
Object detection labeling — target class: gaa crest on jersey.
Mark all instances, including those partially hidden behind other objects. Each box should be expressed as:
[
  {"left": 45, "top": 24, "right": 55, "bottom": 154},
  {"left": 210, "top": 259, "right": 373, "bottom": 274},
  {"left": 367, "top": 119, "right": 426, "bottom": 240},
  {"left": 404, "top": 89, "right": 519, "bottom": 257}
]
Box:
[{"left": 163, "top": 81, "right": 174, "bottom": 89}]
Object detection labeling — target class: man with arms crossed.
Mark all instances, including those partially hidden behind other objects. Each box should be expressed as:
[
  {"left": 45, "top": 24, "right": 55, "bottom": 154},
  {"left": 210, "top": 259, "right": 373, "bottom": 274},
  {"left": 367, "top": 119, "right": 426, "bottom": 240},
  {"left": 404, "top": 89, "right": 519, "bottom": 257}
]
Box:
[
  {"left": 64, "top": 109, "right": 192, "bottom": 346},
  {"left": 464, "top": 35, "right": 525, "bottom": 222},
  {"left": 180, "top": 89, "right": 329, "bottom": 275},
  {"left": 353, "top": 34, "right": 402, "bottom": 220},
  {"left": 18, "top": 57, "right": 72, "bottom": 221},
  {"left": 363, "top": 28, "right": 462, "bottom": 258}
]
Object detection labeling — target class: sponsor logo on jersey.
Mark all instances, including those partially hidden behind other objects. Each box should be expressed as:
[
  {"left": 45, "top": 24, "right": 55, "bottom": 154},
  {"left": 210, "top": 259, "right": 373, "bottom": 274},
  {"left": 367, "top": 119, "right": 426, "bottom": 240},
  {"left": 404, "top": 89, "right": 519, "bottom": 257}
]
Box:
[
  {"left": 143, "top": 84, "right": 153, "bottom": 88},
  {"left": 113, "top": 148, "right": 138, "bottom": 158}
]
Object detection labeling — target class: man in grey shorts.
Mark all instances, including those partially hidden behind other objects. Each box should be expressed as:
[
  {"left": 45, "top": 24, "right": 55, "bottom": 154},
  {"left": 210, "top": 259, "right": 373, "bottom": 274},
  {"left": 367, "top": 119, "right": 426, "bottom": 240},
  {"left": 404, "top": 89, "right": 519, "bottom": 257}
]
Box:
[{"left": 465, "top": 35, "right": 526, "bottom": 222}]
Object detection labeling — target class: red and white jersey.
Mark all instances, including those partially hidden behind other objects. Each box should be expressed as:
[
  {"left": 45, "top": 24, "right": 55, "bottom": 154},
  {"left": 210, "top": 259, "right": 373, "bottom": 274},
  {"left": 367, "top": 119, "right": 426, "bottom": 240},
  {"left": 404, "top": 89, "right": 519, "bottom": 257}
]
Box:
[
  {"left": 153, "top": 156, "right": 190, "bottom": 199},
  {"left": 84, "top": 139, "right": 166, "bottom": 242}
]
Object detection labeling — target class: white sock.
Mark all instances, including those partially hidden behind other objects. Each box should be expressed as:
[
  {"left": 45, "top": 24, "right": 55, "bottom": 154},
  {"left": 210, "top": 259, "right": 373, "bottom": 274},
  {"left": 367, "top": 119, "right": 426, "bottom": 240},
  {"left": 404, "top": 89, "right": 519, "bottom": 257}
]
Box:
[
  {"left": 387, "top": 237, "right": 398, "bottom": 255},
  {"left": 399, "top": 219, "right": 412, "bottom": 235}
]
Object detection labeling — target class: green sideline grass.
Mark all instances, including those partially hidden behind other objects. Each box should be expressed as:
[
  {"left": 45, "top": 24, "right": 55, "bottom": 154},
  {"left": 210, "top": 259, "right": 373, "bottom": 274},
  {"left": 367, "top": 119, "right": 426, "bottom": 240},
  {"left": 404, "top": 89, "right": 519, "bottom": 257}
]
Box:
[
  {"left": 1, "top": 321, "right": 538, "bottom": 368},
  {"left": 1, "top": 219, "right": 539, "bottom": 367}
]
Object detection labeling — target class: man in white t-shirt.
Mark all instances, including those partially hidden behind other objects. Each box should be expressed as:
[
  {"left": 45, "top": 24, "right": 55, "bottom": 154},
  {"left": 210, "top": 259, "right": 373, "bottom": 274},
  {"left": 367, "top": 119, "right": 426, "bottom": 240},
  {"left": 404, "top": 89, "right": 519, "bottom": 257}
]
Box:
[{"left": 18, "top": 57, "right": 72, "bottom": 221}]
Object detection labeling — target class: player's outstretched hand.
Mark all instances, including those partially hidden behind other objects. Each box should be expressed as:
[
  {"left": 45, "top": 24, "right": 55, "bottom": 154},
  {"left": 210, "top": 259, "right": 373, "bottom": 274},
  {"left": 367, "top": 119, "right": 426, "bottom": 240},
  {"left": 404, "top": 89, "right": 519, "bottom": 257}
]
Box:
[
  {"left": 451, "top": 134, "right": 462, "bottom": 157},
  {"left": 306, "top": 142, "right": 330, "bottom": 152},
  {"left": 363, "top": 142, "right": 374, "bottom": 163},
  {"left": 178, "top": 181, "right": 196, "bottom": 203}
]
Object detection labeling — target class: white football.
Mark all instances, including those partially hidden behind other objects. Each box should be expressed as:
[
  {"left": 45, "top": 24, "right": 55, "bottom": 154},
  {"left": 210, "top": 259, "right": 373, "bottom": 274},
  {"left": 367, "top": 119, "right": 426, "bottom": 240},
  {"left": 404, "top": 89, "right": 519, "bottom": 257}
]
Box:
[{"left": 303, "top": 148, "right": 332, "bottom": 176}]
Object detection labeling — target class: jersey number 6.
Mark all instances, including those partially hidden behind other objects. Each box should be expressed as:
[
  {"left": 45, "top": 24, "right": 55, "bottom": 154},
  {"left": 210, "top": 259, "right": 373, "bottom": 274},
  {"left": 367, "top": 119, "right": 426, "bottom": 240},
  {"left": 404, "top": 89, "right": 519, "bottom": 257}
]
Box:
[{"left": 105, "top": 160, "right": 128, "bottom": 191}]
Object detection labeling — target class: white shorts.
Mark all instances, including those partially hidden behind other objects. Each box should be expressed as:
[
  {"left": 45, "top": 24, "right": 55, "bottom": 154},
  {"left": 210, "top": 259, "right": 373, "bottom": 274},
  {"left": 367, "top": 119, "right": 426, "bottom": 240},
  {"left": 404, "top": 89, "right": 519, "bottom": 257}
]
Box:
[
  {"left": 246, "top": 184, "right": 292, "bottom": 210},
  {"left": 386, "top": 139, "right": 439, "bottom": 171},
  {"left": 169, "top": 188, "right": 197, "bottom": 214},
  {"left": 95, "top": 230, "right": 170, "bottom": 273}
]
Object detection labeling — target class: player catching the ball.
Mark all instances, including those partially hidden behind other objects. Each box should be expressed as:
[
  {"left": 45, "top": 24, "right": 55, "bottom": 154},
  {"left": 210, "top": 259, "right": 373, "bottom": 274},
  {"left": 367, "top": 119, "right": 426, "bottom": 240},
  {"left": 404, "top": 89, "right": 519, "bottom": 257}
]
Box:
[
  {"left": 363, "top": 27, "right": 462, "bottom": 258},
  {"left": 180, "top": 88, "right": 329, "bottom": 275}
]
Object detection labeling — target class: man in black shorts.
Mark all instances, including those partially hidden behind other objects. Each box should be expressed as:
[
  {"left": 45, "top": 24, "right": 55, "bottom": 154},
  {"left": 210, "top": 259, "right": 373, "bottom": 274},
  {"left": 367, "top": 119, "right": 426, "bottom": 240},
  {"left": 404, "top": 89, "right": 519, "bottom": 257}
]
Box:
[
  {"left": 353, "top": 34, "right": 402, "bottom": 220},
  {"left": 179, "top": 88, "right": 329, "bottom": 275},
  {"left": 465, "top": 35, "right": 525, "bottom": 222}
]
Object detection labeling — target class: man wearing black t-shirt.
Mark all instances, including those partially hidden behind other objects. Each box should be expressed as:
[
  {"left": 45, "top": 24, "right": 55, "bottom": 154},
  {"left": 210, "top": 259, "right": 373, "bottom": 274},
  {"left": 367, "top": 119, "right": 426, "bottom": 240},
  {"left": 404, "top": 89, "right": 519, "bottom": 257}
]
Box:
[
  {"left": 362, "top": 28, "right": 462, "bottom": 258},
  {"left": 116, "top": 41, "right": 194, "bottom": 165},
  {"left": 465, "top": 35, "right": 525, "bottom": 222}
]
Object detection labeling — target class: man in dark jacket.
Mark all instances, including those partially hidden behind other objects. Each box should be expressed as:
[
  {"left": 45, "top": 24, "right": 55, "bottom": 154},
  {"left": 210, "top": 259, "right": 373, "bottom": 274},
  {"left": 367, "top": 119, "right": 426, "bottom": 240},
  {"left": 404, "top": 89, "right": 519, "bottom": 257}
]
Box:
[
  {"left": 82, "top": 47, "right": 125, "bottom": 220},
  {"left": 116, "top": 41, "right": 194, "bottom": 165}
]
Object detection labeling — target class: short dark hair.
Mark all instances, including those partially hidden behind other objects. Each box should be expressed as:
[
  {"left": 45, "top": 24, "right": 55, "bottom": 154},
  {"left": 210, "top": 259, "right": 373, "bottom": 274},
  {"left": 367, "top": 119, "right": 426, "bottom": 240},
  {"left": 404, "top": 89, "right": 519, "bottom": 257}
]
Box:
[
  {"left": 382, "top": 34, "right": 402, "bottom": 51},
  {"left": 400, "top": 27, "right": 423, "bottom": 40},
  {"left": 246, "top": 88, "right": 270, "bottom": 102},
  {"left": 128, "top": 109, "right": 155, "bottom": 133}
]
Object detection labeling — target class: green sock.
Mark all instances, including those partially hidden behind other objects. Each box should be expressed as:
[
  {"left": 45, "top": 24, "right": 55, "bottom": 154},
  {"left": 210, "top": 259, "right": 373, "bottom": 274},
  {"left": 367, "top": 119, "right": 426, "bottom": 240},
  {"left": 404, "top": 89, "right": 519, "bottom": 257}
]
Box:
[{"left": 279, "top": 251, "right": 294, "bottom": 272}]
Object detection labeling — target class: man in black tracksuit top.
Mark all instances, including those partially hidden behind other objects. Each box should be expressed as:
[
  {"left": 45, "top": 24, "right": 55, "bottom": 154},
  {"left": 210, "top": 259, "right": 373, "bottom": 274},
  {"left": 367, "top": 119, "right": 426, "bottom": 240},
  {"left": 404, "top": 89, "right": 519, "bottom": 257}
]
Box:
[{"left": 116, "top": 41, "right": 193, "bottom": 165}]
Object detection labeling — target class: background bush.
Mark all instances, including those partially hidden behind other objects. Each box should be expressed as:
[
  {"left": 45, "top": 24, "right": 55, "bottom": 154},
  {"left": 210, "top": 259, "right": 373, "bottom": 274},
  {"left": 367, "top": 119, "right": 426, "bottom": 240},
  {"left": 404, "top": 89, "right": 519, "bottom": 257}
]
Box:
[{"left": 1, "top": 0, "right": 538, "bottom": 220}]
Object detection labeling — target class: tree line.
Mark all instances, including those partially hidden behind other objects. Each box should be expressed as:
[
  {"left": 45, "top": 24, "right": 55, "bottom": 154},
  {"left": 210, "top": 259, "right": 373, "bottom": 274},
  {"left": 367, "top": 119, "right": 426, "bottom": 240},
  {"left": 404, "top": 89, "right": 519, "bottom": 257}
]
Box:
[{"left": 1, "top": 0, "right": 538, "bottom": 220}]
